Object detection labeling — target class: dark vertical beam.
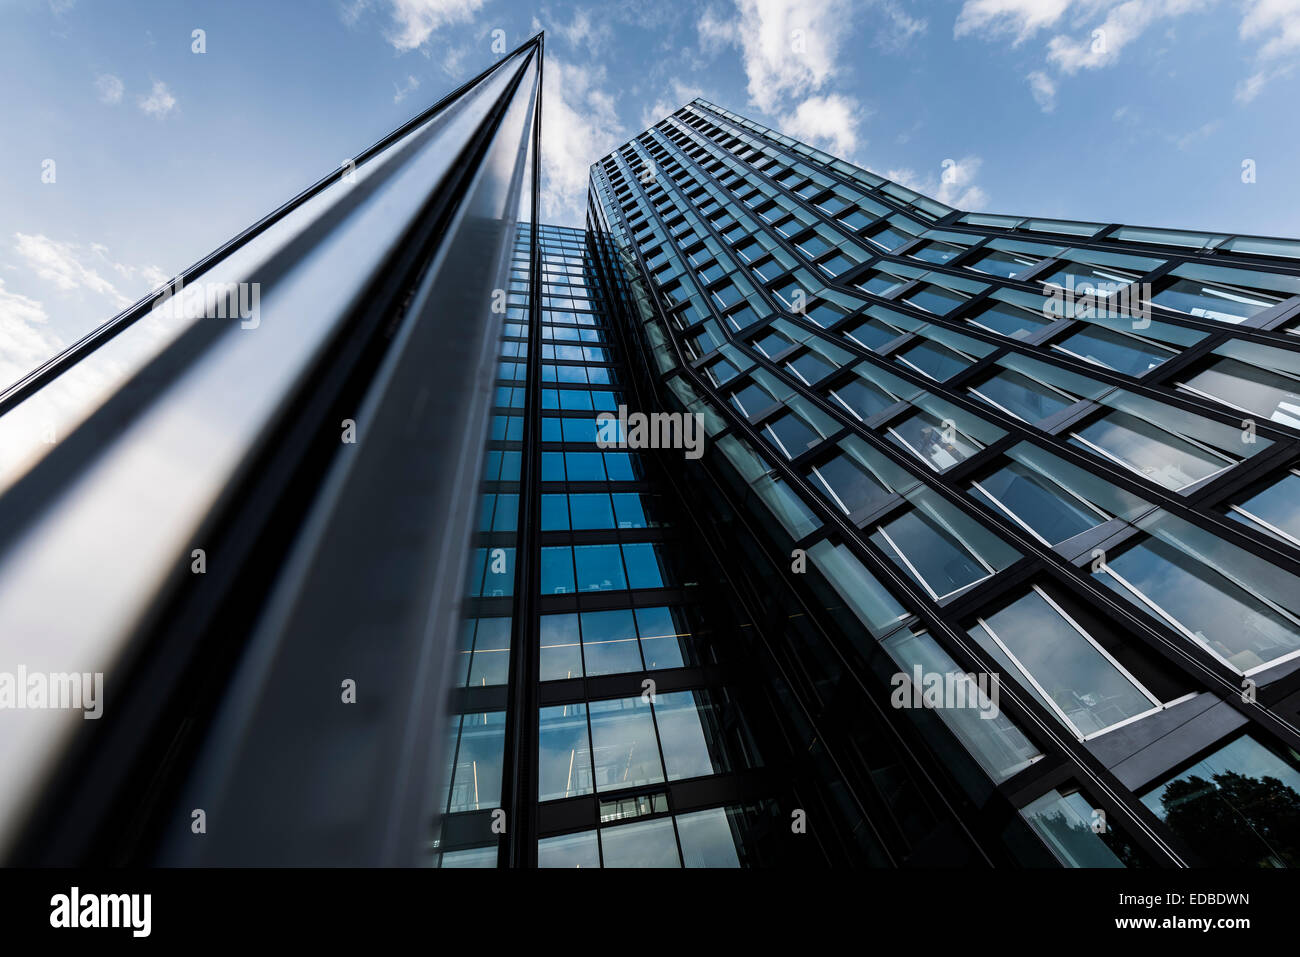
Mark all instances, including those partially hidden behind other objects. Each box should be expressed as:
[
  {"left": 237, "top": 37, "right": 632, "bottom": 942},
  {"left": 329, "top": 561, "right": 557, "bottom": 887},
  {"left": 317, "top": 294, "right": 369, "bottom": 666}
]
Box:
[{"left": 500, "top": 32, "right": 545, "bottom": 869}]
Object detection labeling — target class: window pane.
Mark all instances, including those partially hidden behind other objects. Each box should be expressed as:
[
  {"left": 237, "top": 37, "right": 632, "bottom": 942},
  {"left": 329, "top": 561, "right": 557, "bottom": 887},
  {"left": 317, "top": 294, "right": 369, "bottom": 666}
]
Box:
[
  {"left": 889, "top": 411, "right": 980, "bottom": 471},
  {"left": 1073, "top": 411, "right": 1229, "bottom": 491},
  {"left": 882, "top": 629, "right": 1041, "bottom": 783},
  {"left": 538, "top": 703, "right": 593, "bottom": 801},
  {"left": 972, "top": 461, "right": 1104, "bottom": 544},
  {"left": 1021, "top": 790, "right": 1128, "bottom": 867},
  {"left": 539, "top": 613, "right": 583, "bottom": 681},
  {"left": 676, "top": 807, "right": 743, "bottom": 867},
  {"left": 589, "top": 697, "right": 665, "bottom": 792},
  {"left": 972, "top": 589, "right": 1155, "bottom": 737},
  {"left": 874, "top": 509, "right": 989, "bottom": 598},
  {"left": 568, "top": 493, "right": 615, "bottom": 529},
  {"left": 1183, "top": 357, "right": 1300, "bottom": 427},
  {"left": 540, "top": 546, "right": 574, "bottom": 595},
  {"left": 1230, "top": 472, "right": 1300, "bottom": 544},
  {"left": 574, "top": 543, "right": 627, "bottom": 592},
  {"left": 599, "top": 818, "right": 680, "bottom": 867},
  {"left": 1098, "top": 537, "right": 1300, "bottom": 672},
  {"left": 538, "top": 830, "right": 600, "bottom": 868},
  {"left": 975, "top": 370, "right": 1073, "bottom": 423},
  {"left": 447, "top": 711, "right": 506, "bottom": 812},
  {"left": 1142, "top": 736, "right": 1300, "bottom": 867},
  {"left": 580, "top": 609, "right": 643, "bottom": 676},
  {"left": 635, "top": 605, "right": 692, "bottom": 670}
]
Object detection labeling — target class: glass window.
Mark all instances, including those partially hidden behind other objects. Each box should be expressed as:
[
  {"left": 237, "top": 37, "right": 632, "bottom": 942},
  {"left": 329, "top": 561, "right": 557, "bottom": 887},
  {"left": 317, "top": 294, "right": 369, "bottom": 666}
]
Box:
[
  {"left": 1153, "top": 276, "right": 1285, "bottom": 324},
  {"left": 564, "top": 451, "right": 606, "bottom": 481},
  {"left": 465, "top": 616, "right": 511, "bottom": 687},
  {"left": 635, "top": 605, "right": 693, "bottom": 670},
  {"left": 568, "top": 493, "right": 615, "bottom": 529},
  {"left": 873, "top": 509, "right": 991, "bottom": 599},
  {"left": 1229, "top": 471, "right": 1300, "bottom": 547},
  {"left": 1071, "top": 411, "right": 1233, "bottom": 491},
  {"left": 574, "top": 543, "right": 627, "bottom": 592},
  {"left": 580, "top": 609, "right": 643, "bottom": 676},
  {"left": 599, "top": 817, "right": 680, "bottom": 867},
  {"left": 887, "top": 410, "right": 981, "bottom": 472},
  {"left": 973, "top": 370, "right": 1075, "bottom": 423},
  {"left": 1097, "top": 534, "right": 1300, "bottom": 673},
  {"left": 589, "top": 697, "right": 666, "bottom": 792},
  {"left": 541, "top": 494, "right": 569, "bottom": 531},
  {"left": 763, "top": 411, "right": 822, "bottom": 459},
  {"left": 676, "top": 807, "right": 743, "bottom": 867},
  {"left": 539, "top": 613, "right": 583, "bottom": 681},
  {"left": 910, "top": 241, "right": 966, "bottom": 265},
  {"left": 538, "top": 830, "right": 601, "bottom": 868},
  {"left": 882, "top": 629, "right": 1041, "bottom": 783},
  {"left": 843, "top": 316, "right": 907, "bottom": 352},
  {"left": 1181, "top": 357, "right": 1300, "bottom": 427},
  {"left": 809, "top": 452, "right": 893, "bottom": 515},
  {"left": 538, "top": 703, "right": 594, "bottom": 801},
  {"left": 967, "top": 248, "right": 1044, "bottom": 279},
  {"left": 970, "top": 587, "right": 1158, "bottom": 738},
  {"left": 830, "top": 376, "right": 902, "bottom": 420},
  {"left": 1021, "top": 789, "right": 1134, "bottom": 867},
  {"left": 896, "top": 340, "right": 970, "bottom": 381},
  {"left": 1142, "top": 735, "right": 1300, "bottom": 867},
  {"left": 623, "top": 542, "right": 669, "bottom": 589},
  {"left": 968, "top": 301, "right": 1054, "bottom": 340},
  {"left": 540, "top": 546, "right": 575, "bottom": 595},
  {"left": 970, "top": 461, "right": 1106, "bottom": 545},
  {"left": 1054, "top": 326, "right": 1174, "bottom": 376},
  {"left": 904, "top": 284, "right": 969, "bottom": 316},
  {"left": 654, "top": 690, "right": 753, "bottom": 781},
  {"left": 447, "top": 711, "right": 506, "bottom": 813}
]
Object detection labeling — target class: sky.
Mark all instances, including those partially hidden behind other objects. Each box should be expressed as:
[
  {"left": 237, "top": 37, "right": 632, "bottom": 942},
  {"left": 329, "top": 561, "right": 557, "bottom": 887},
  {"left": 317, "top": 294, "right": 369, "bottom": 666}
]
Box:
[{"left": 2, "top": 0, "right": 1299, "bottom": 390}]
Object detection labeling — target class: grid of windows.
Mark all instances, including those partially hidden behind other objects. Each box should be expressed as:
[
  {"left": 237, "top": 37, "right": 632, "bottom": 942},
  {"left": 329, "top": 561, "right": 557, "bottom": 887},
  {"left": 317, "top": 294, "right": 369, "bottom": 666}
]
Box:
[
  {"left": 587, "top": 96, "right": 1300, "bottom": 869},
  {"left": 436, "top": 225, "right": 776, "bottom": 868}
]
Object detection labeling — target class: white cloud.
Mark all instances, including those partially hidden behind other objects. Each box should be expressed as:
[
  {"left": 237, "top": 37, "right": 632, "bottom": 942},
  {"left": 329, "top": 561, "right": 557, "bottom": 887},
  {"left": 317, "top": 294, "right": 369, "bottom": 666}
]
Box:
[
  {"left": 385, "top": 0, "right": 486, "bottom": 51},
  {"left": 872, "top": 0, "right": 928, "bottom": 50},
  {"left": 697, "top": 0, "right": 851, "bottom": 113},
  {"left": 13, "top": 234, "right": 167, "bottom": 309},
  {"left": 541, "top": 58, "right": 626, "bottom": 225},
  {"left": 887, "top": 156, "right": 989, "bottom": 209},
  {"left": 956, "top": 0, "right": 1300, "bottom": 100},
  {"left": 94, "top": 74, "right": 123, "bottom": 105},
  {"left": 554, "top": 7, "right": 615, "bottom": 52},
  {"left": 1044, "top": 0, "right": 1211, "bottom": 75},
  {"left": 393, "top": 74, "right": 421, "bottom": 104},
  {"left": 1026, "top": 69, "right": 1056, "bottom": 111},
  {"left": 0, "top": 279, "right": 62, "bottom": 392},
  {"left": 1174, "top": 118, "right": 1221, "bottom": 149},
  {"left": 138, "top": 80, "right": 177, "bottom": 119},
  {"left": 641, "top": 79, "right": 707, "bottom": 129},
  {"left": 15, "top": 234, "right": 126, "bottom": 305},
  {"left": 1240, "top": 0, "right": 1300, "bottom": 60},
  {"left": 1235, "top": 0, "right": 1300, "bottom": 98},
  {"left": 954, "top": 0, "right": 1072, "bottom": 43},
  {"left": 778, "top": 93, "right": 864, "bottom": 156}
]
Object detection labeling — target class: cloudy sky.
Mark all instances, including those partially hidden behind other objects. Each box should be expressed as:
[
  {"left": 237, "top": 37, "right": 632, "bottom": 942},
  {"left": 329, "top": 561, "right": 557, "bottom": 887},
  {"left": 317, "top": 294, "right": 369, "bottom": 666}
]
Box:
[{"left": 2, "top": 0, "right": 1299, "bottom": 389}]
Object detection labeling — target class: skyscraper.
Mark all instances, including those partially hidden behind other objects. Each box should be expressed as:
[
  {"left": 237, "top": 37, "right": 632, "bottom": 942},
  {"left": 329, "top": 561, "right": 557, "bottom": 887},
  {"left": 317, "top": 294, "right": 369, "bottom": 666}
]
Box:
[
  {"left": 585, "top": 97, "right": 1300, "bottom": 869},
  {"left": 3, "top": 35, "right": 1300, "bottom": 869}
]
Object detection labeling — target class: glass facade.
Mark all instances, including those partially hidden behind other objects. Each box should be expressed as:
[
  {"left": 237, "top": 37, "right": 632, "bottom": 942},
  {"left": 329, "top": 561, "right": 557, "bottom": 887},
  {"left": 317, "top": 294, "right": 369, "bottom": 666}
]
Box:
[
  {"left": 7, "top": 40, "right": 1300, "bottom": 872},
  {"left": 584, "top": 96, "right": 1300, "bottom": 869}
]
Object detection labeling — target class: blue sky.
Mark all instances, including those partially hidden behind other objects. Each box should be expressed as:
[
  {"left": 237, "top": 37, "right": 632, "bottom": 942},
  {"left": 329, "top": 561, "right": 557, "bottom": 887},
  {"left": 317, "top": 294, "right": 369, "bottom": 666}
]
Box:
[{"left": 2, "top": 0, "right": 1299, "bottom": 388}]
